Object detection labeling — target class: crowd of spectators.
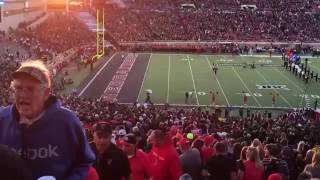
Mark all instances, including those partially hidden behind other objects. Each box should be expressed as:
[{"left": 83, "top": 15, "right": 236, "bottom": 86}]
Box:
[
  {"left": 101, "top": 0, "right": 320, "bottom": 42},
  {"left": 12, "top": 13, "right": 95, "bottom": 57},
  {"left": 0, "top": 12, "right": 97, "bottom": 104},
  {"left": 126, "top": 0, "right": 315, "bottom": 12},
  {"left": 59, "top": 94, "right": 320, "bottom": 180}
]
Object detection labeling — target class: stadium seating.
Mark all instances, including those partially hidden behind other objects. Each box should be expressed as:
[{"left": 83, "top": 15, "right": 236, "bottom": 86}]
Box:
[{"left": 101, "top": 0, "right": 320, "bottom": 42}]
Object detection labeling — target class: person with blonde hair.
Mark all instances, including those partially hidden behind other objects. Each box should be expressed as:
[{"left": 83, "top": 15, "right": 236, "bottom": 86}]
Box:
[
  {"left": 251, "top": 138, "right": 262, "bottom": 147},
  {"left": 251, "top": 139, "right": 264, "bottom": 160},
  {"left": 303, "top": 152, "right": 320, "bottom": 178},
  {"left": 238, "top": 147, "right": 264, "bottom": 180},
  {"left": 0, "top": 60, "right": 95, "bottom": 179}
]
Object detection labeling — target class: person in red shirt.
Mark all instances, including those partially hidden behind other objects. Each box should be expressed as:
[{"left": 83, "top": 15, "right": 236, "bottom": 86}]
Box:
[
  {"left": 120, "top": 134, "right": 152, "bottom": 180},
  {"left": 238, "top": 147, "right": 264, "bottom": 180},
  {"left": 202, "top": 136, "right": 216, "bottom": 163},
  {"left": 147, "top": 130, "right": 182, "bottom": 180}
]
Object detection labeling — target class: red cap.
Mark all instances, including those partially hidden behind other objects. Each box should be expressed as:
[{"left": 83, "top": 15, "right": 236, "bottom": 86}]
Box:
[{"left": 268, "top": 173, "right": 283, "bottom": 180}]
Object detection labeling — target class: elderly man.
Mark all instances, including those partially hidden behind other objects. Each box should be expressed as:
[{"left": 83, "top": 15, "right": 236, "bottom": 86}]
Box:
[{"left": 0, "top": 60, "right": 95, "bottom": 179}]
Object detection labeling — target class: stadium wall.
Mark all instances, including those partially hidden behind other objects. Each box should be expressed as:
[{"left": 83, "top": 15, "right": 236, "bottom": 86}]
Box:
[{"left": 0, "top": 0, "right": 46, "bottom": 32}]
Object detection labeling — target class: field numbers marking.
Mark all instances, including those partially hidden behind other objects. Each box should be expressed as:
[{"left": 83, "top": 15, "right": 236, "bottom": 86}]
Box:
[
  {"left": 299, "top": 94, "right": 320, "bottom": 99},
  {"left": 299, "top": 94, "right": 319, "bottom": 108},
  {"left": 181, "top": 57, "right": 194, "bottom": 61}
]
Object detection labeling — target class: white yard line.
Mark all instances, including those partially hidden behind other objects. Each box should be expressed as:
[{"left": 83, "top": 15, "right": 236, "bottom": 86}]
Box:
[
  {"left": 272, "top": 68, "right": 304, "bottom": 92},
  {"left": 187, "top": 55, "right": 200, "bottom": 105},
  {"left": 255, "top": 69, "right": 293, "bottom": 108},
  {"left": 78, "top": 53, "right": 117, "bottom": 97},
  {"left": 272, "top": 67, "right": 306, "bottom": 107},
  {"left": 137, "top": 53, "right": 152, "bottom": 101},
  {"left": 166, "top": 55, "right": 171, "bottom": 103},
  {"left": 232, "top": 67, "right": 262, "bottom": 107},
  {"left": 205, "top": 56, "right": 230, "bottom": 106},
  {"left": 308, "top": 64, "right": 320, "bottom": 72}
]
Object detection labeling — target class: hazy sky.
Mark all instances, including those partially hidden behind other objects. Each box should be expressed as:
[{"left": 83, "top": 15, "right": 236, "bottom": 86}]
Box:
[{"left": 48, "top": 0, "right": 66, "bottom": 4}]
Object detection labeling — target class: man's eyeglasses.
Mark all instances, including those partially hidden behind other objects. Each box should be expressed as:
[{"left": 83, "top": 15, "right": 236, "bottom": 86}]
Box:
[{"left": 11, "top": 85, "right": 45, "bottom": 95}]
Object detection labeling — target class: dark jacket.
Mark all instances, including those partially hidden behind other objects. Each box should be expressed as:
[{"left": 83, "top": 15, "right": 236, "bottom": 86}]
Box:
[{"left": 91, "top": 143, "right": 131, "bottom": 180}]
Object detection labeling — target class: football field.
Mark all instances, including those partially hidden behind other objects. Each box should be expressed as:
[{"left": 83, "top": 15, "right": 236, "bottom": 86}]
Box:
[{"left": 137, "top": 53, "right": 320, "bottom": 109}]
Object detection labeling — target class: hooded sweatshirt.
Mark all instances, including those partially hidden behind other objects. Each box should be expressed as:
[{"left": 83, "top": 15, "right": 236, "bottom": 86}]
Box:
[
  {"left": 0, "top": 96, "right": 95, "bottom": 180},
  {"left": 148, "top": 141, "right": 182, "bottom": 180}
]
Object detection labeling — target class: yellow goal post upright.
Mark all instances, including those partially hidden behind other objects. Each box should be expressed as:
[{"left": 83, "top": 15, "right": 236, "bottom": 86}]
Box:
[{"left": 92, "top": 7, "right": 105, "bottom": 61}]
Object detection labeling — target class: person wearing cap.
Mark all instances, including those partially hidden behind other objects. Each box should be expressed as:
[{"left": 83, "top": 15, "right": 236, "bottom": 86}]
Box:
[
  {"left": 91, "top": 122, "right": 131, "bottom": 180},
  {"left": 120, "top": 133, "right": 152, "bottom": 180},
  {"left": 178, "top": 138, "right": 202, "bottom": 180},
  {"left": 0, "top": 60, "right": 95, "bottom": 179},
  {"left": 147, "top": 129, "right": 182, "bottom": 180}
]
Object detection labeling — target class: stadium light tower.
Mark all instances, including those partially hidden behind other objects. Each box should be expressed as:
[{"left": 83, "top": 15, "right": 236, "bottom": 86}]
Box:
[
  {"left": 92, "top": 0, "right": 105, "bottom": 61},
  {"left": 66, "top": 0, "right": 68, "bottom": 12}
]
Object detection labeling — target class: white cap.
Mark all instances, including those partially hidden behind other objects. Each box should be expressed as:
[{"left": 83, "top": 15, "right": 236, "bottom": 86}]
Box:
[
  {"left": 118, "top": 129, "right": 127, "bottom": 136},
  {"left": 38, "top": 176, "right": 56, "bottom": 180}
]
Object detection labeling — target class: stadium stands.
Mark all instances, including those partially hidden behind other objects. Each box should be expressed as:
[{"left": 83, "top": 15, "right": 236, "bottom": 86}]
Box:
[{"left": 102, "top": 0, "right": 320, "bottom": 42}]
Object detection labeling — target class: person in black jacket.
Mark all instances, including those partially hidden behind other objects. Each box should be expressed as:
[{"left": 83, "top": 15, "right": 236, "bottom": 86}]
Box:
[{"left": 91, "top": 122, "right": 131, "bottom": 180}]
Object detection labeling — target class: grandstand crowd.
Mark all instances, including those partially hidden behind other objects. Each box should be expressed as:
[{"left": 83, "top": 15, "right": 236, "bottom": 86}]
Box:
[
  {"left": 102, "top": 0, "right": 320, "bottom": 42},
  {"left": 1, "top": 1, "right": 320, "bottom": 179},
  {"left": 12, "top": 13, "right": 94, "bottom": 58}
]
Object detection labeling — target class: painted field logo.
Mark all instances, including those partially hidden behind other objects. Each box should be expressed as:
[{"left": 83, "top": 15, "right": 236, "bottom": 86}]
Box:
[{"left": 256, "top": 84, "right": 290, "bottom": 90}]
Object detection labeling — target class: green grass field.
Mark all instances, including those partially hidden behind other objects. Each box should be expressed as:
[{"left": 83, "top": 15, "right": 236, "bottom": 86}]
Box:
[{"left": 137, "top": 53, "right": 320, "bottom": 109}]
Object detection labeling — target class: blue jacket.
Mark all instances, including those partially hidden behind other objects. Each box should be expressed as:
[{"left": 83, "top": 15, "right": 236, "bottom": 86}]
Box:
[{"left": 0, "top": 96, "right": 95, "bottom": 180}]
